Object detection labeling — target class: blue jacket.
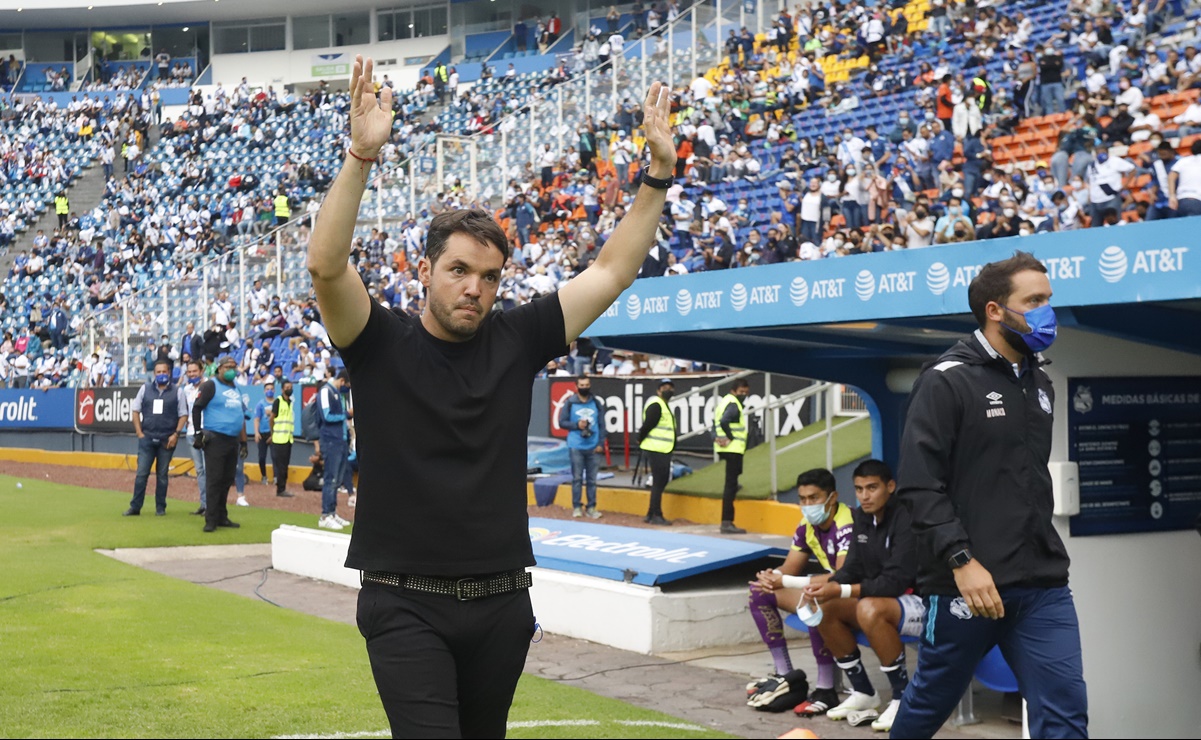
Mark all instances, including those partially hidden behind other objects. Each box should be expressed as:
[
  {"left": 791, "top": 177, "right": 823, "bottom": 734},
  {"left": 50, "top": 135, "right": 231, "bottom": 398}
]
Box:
[
  {"left": 317, "top": 382, "right": 348, "bottom": 442},
  {"left": 962, "top": 136, "right": 988, "bottom": 174},
  {"left": 558, "top": 393, "right": 607, "bottom": 450},
  {"left": 930, "top": 130, "right": 956, "bottom": 166}
]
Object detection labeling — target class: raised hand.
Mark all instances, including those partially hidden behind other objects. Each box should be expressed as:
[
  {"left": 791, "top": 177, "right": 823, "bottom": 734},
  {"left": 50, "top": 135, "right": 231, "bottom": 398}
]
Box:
[
  {"left": 349, "top": 55, "right": 394, "bottom": 159},
  {"left": 641, "top": 81, "right": 677, "bottom": 178}
]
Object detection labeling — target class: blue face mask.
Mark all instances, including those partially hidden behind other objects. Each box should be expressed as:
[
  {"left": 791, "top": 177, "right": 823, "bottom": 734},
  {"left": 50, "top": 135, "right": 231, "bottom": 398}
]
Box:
[
  {"left": 188, "top": 376, "right": 201, "bottom": 385},
  {"left": 265, "top": 390, "right": 274, "bottom": 398},
  {"left": 155, "top": 373, "right": 169, "bottom": 385},
  {"left": 1095, "top": 152, "right": 1109, "bottom": 164},
  {"left": 1003, "top": 303, "right": 1058, "bottom": 352},
  {"left": 802, "top": 501, "right": 831, "bottom": 527}
]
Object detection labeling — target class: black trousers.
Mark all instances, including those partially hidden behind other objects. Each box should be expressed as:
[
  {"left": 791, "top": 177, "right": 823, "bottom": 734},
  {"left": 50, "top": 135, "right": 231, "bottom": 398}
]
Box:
[
  {"left": 271, "top": 440, "right": 292, "bottom": 494},
  {"left": 645, "top": 450, "right": 671, "bottom": 517},
  {"left": 257, "top": 437, "right": 271, "bottom": 480},
  {"left": 357, "top": 581, "right": 535, "bottom": 739},
  {"left": 203, "top": 432, "right": 239, "bottom": 527},
  {"left": 719, "top": 451, "right": 743, "bottom": 522}
]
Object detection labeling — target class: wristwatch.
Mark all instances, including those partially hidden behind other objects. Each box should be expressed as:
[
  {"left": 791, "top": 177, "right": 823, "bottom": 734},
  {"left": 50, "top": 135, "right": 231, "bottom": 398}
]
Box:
[
  {"left": 640, "top": 171, "right": 674, "bottom": 190},
  {"left": 948, "top": 548, "right": 973, "bottom": 569}
]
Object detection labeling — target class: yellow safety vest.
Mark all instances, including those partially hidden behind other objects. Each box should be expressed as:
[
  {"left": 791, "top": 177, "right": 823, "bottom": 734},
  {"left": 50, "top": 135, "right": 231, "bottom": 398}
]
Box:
[
  {"left": 639, "top": 395, "right": 675, "bottom": 454},
  {"left": 271, "top": 396, "right": 294, "bottom": 444},
  {"left": 436, "top": 65, "right": 448, "bottom": 82},
  {"left": 713, "top": 393, "right": 747, "bottom": 456},
  {"left": 54, "top": 195, "right": 69, "bottom": 214},
  {"left": 273, "top": 194, "right": 291, "bottom": 218},
  {"left": 972, "top": 76, "right": 989, "bottom": 108}
]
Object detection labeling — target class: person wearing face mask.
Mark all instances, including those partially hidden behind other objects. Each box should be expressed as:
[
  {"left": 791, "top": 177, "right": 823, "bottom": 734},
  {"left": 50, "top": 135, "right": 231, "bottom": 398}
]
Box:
[
  {"left": 182, "top": 359, "right": 208, "bottom": 515},
  {"left": 1145, "top": 139, "right": 1179, "bottom": 220},
  {"left": 904, "top": 205, "right": 935, "bottom": 247},
  {"left": 746, "top": 468, "right": 854, "bottom": 716},
  {"left": 192, "top": 354, "right": 249, "bottom": 533},
  {"left": 559, "top": 374, "right": 607, "bottom": 518},
  {"left": 252, "top": 377, "right": 277, "bottom": 485},
  {"left": 841, "top": 165, "right": 864, "bottom": 229},
  {"left": 892, "top": 252, "right": 1087, "bottom": 739},
  {"left": 268, "top": 379, "right": 296, "bottom": 498},
  {"left": 316, "top": 370, "right": 353, "bottom": 531},
  {"left": 124, "top": 359, "right": 188, "bottom": 517},
  {"left": 1086, "top": 143, "right": 1135, "bottom": 226},
  {"left": 713, "top": 378, "right": 750, "bottom": 535},
  {"left": 637, "top": 378, "right": 677, "bottom": 526},
  {"left": 933, "top": 196, "right": 974, "bottom": 244},
  {"left": 800, "top": 176, "right": 824, "bottom": 244}
]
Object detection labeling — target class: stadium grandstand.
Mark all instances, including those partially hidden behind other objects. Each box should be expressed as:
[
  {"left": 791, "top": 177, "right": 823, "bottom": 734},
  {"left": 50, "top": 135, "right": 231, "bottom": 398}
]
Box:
[{"left": 2, "top": 0, "right": 1201, "bottom": 388}]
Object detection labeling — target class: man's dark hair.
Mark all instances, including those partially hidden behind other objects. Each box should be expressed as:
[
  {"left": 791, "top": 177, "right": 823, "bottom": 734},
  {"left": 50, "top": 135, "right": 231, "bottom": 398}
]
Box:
[
  {"left": 154, "top": 359, "right": 171, "bottom": 372},
  {"left": 1191, "top": 139, "right": 1201, "bottom": 156},
  {"left": 796, "top": 468, "right": 836, "bottom": 494},
  {"left": 852, "top": 458, "right": 894, "bottom": 483},
  {"left": 732, "top": 378, "right": 751, "bottom": 390},
  {"left": 336, "top": 369, "right": 350, "bottom": 382},
  {"left": 186, "top": 359, "right": 202, "bottom": 371},
  {"left": 968, "top": 250, "right": 1047, "bottom": 327},
  {"left": 424, "top": 209, "right": 509, "bottom": 267}
]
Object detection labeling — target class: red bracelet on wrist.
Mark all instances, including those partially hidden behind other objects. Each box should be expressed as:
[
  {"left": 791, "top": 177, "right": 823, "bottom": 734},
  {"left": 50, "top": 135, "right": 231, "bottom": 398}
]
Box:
[{"left": 347, "top": 149, "right": 376, "bottom": 163}]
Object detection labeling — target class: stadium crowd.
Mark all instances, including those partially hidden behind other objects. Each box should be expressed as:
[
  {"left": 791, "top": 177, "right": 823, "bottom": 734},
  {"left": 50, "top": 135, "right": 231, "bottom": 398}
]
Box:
[{"left": 5, "top": 0, "right": 1201, "bottom": 388}]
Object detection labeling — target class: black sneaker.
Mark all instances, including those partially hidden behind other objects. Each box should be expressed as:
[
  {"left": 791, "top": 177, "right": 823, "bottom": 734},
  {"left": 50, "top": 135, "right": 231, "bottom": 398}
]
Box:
[
  {"left": 276, "top": 491, "right": 294, "bottom": 498},
  {"left": 203, "top": 523, "right": 217, "bottom": 532},
  {"left": 217, "top": 519, "right": 240, "bottom": 528},
  {"left": 155, "top": 510, "right": 166, "bottom": 516},
  {"left": 647, "top": 514, "right": 671, "bottom": 526},
  {"left": 122, "top": 508, "right": 140, "bottom": 516},
  {"left": 191, "top": 507, "right": 206, "bottom": 515},
  {"left": 720, "top": 521, "right": 747, "bottom": 534},
  {"left": 795, "top": 687, "right": 839, "bottom": 717}
]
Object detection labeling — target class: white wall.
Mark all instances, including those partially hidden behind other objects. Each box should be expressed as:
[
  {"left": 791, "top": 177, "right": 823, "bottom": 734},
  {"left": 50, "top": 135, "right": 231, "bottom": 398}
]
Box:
[
  {"left": 210, "top": 36, "right": 447, "bottom": 91},
  {"left": 1046, "top": 327, "right": 1201, "bottom": 739}
]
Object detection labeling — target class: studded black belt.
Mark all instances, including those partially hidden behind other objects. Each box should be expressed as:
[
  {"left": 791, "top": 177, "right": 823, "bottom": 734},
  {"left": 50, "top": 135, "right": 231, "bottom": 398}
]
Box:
[{"left": 361, "top": 569, "right": 533, "bottom": 601}]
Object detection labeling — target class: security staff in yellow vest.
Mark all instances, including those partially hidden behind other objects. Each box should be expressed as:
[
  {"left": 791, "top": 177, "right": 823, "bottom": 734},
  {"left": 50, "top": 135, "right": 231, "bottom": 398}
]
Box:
[
  {"left": 714, "top": 378, "right": 751, "bottom": 534},
  {"left": 638, "top": 378, "right": 677, "bottom": 526},
  {"left": 274, "top": 188, "right": 291, "bottom": 226},
  {"left": 54, "top": 191, "right": 69, "bottom": 229},
  {"left": 267, "top": 379, "right": 296, "bottom": 497}
]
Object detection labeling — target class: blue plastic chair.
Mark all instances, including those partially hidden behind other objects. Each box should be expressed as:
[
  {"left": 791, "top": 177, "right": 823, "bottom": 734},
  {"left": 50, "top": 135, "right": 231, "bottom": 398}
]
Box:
[{"left": 974, "top": 645, "right": 1019, "bottom": 693}]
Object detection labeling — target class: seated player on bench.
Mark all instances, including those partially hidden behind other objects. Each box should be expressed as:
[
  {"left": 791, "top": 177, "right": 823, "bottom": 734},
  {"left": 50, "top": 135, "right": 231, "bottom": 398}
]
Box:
[
  {"left": 800, "top": 459, "right": 921, "bottom": 732},
  {"left": 746, "top": 468, "right": 853, "bottom": 714}
]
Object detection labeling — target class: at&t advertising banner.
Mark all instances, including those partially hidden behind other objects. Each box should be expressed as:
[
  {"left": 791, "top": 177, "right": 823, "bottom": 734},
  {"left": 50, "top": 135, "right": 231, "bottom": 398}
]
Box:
[
  {"left": 1068, "top": 377, "right": 1201, "bottom": 536},
  {"left": 0, "top": 388, "right": 75, "bottom": 429}
]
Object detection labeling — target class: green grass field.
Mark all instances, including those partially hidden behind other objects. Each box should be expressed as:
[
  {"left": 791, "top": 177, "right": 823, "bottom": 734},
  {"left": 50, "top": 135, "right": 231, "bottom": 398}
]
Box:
[
  {"left": 667, "top": 416, "right": 872, "bottom": 499},
  {"left": 0, "top": 475, "right": 730, "bottom": 739}
]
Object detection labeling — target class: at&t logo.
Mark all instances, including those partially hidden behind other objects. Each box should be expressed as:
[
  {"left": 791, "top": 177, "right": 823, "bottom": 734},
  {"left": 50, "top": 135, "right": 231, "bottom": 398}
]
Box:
[
  {"left": 856, "top": 268, "right": 916, "bottom": 301},
  {"left": 1098, "top": 246, "right": 1127, "bottom": 283},
  {"left": 856, "top": 269, "right": 876, "bottom": 301},
  {"left": 626, "top": 293, "right": 641, "bottom": 320},
  {"left": 730, "top": 283, "right": 747, "bottom": 311},
  {"left": 790, "top": 277, "right": 809, "bottom": 307},
  {"left": 676, "top": 289, "right": 693, "bottom": 316},
  {"left": 730, "top": 283, "right": 779, "bottom": 312},
  {"left": 927, "top": 262, "right": 950, "bottom": 295}
]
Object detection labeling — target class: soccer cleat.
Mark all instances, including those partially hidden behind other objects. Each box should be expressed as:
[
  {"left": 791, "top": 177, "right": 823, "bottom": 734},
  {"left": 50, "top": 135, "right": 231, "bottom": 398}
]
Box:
[
  {"left": 573, "top": 506, "right": 583, "bottom": 517},
  {"left": 746, "top": 673, "right": 783, "bottom": 697},
  {"left": 236, "top": 495, "right": 249, "bottom": 507},
  {"left": 826, "top": 691, "right": 880, "bottom": 720},
  {"left": 586, "top": 506, "right": 603, "bottom": 519},
  {"left": 318, "top": 515, "right": 344, "bottom": 530},
  {"left": 848, "top": 707, "right": 881, "bottom": 727},
  {"left": 794, "top": 687, "right": 840, "bottom": 716},
  {"left": 871, "top": 699, "right": 900, "bottom": 732},
  {"left": 332, "top": 514, "right": 351, "bottom": 527}
]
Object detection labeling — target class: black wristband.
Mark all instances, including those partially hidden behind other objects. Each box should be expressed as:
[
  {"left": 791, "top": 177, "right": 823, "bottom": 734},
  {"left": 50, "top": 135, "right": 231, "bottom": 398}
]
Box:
[{"left": 640, "top": 171, "right": 674, "bottom": 190}]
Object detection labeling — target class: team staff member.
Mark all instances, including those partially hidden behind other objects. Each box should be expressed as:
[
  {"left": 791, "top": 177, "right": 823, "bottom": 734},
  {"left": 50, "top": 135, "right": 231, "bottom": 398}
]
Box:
[
  {"left": 124, "top": 360, "right": 187, "bottom": 517},
  {"left": 558, "top": 374, "right": 606, "bottom": 518},
  {"left": 182, "top": 359, "right": 208, "bottom": 515},
  {"left": 746, "top": 468, "right": 853, "bottom": 716},
  {"left": 192, "top": 354, "right": 248, "bottom": 533},
  {"left": 638, "top": 378, "right": 677, "bottom": 525},
  {"left": 252, "top": 378, "right": 276, "bottom": 484},
  {"left": 801, "top": 460, "right": 919, "bottom": 733},
  {"left": 714, "top": 378, "right": 750, "bottom": 534},
  {"left": 892, "top": 252, "right": 1087, "bottom": 739},
  {"left": 309, "top": 56, "right": 676, "bottom": 738},
  {"left": 317, "top": 371, "right": 352, "bottom": 531},
  {"left": 268, "top": 379, "right": 296, "bottom": 497}
]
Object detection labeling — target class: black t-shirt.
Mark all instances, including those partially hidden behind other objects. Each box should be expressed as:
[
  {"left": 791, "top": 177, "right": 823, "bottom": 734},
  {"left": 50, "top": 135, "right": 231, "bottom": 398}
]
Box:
[
  {"left": 1039, "top": 55, "right": 1063, "bottom": 84},
  {"left": 337, "top": 294, "right": 568, "bottom": 576}
]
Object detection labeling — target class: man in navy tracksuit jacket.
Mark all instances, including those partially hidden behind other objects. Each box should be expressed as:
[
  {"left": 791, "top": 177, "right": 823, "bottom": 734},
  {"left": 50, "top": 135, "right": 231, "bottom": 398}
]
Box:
[{"left": 892, "top": 252, "right": 1087, "bottom": 739}]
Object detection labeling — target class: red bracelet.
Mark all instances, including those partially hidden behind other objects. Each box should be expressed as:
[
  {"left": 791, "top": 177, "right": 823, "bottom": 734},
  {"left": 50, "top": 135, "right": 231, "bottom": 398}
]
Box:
[{"left": 347, "top": 149, "right": 376, "bottom": 163}]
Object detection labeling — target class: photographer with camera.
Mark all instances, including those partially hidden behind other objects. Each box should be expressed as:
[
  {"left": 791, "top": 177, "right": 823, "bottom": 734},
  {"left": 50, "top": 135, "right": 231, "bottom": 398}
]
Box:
[{"left": 559, "top": 375, "right": 607, "bottom": 518}]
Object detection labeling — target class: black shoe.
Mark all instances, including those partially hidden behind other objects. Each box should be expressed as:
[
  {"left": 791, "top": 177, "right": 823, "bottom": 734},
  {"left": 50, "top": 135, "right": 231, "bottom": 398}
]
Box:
[
  {"left": 217, "top": 519, "right": 240, "bottom": 528},
  {"left": 276, "top": 491, "right": 294, "bottom": 497},
  {"left": 795, "top": 687, "right": 840, "bottom": 717},
  {"left": 122, "top": 508, "right": 140, "bottom": 516},
  {"left": 720, "top": 521, "right": 747, "bottom": 534},
  {"left": 155, "top": 510, "right": 166, "bottom": 516},
  {"left": 646, "top": 514, "right": 670, "bottom": 526},
  {"left": 191, "top": 507, "right": 206, "bottom": 516},
  {"left": 203, "top": 523, "right": 217, "bottom": 532}
]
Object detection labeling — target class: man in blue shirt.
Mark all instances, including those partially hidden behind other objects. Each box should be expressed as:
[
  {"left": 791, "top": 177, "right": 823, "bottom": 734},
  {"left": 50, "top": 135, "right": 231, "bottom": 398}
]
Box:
[
  {"left": 318, "top": 370, "right": 352, "bottom": 531},
  {"left": 252, "top": 378, "right": 276, "bottom": 484},
  {"left": 192, "top": 355, "right": 248, "bottom": 532},
  {"left": 558, "top": 375, "right": 607, "bottom": 518}
]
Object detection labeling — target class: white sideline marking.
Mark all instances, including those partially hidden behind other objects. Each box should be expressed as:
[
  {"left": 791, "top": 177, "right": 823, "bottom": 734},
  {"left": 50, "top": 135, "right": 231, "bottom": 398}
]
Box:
[{"left": 274, "top": 718, "right": 709, "bottom": 738}]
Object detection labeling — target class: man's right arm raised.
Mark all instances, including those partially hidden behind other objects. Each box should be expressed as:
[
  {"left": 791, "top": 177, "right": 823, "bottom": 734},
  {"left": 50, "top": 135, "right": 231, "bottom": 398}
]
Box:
[{"left": 307, "top": 55, "right": 394, "bottom": 348}]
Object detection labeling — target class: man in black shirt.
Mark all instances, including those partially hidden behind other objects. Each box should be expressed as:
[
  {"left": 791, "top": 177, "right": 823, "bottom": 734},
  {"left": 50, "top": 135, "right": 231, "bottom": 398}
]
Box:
[
  {"left": 1038, "top": 46, "right": 1065, "bottom": 115},
  {"left": 307, "top": 55, "right": 677, "bottom": 739}
]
